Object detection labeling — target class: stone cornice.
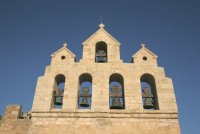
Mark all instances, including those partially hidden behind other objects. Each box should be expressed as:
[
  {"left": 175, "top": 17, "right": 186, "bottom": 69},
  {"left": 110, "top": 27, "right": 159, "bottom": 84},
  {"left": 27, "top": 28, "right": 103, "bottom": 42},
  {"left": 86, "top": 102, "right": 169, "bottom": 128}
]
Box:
[{"left": 31, "top": 111, "right": 178, "bottom": 119}]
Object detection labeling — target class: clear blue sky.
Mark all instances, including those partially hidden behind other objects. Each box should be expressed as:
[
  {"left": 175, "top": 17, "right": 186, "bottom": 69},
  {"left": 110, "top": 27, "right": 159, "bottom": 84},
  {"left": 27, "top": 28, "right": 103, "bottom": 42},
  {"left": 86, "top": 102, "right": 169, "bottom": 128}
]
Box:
[{"left": 0, "top": 0, "right": 199, "bottom": 133}]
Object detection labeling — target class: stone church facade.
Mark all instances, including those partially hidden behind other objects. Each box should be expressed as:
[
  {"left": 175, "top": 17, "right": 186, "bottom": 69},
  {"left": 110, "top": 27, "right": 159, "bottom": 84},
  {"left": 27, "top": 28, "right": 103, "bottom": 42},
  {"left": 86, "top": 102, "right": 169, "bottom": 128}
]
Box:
[{"left": 0, "top": 24, "right": 181, "bottom": 134}]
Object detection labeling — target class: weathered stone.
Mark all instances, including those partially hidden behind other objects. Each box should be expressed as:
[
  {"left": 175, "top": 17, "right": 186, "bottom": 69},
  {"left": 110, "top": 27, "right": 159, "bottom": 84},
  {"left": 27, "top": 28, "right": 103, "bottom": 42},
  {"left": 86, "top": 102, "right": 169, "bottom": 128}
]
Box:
[{"left": 0, "top": 24, "right": 181, "bottom": 134}]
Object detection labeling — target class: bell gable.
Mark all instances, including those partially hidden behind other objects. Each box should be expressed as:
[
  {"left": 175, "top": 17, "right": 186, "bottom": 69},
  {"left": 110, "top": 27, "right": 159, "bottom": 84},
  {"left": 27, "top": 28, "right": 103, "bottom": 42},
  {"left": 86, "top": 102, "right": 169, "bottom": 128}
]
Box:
[
  {"left": 81, "top": 23, "right": 122, "bottom": 63},
  {"left": 132, "top": 44, "right": 158, "bottom": 66},
  {"left": 51, "top": 43, "right": 76, "bottom": 65}
]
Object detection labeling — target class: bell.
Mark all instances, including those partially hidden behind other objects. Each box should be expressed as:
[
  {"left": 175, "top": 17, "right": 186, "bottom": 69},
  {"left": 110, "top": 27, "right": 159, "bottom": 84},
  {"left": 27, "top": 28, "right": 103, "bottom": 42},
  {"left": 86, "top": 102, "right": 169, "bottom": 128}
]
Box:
[
  {"left": 143, "top": 98, "right": 154, "bottom": 109},
  {"left": 98, "top": 56, "right": 105, "bottom": 62},
  {"left": 96, "top": 50, "right": 106, "bottom": 56},
  {"left": 110, "top": 85, "right": 123, "bottom": 109},
  {"left": 80, "top": 97, "right": 89, "bottom": 107},
  {"left": 79, "top": 87, "right": 90, "bottom": 107},
  {"left": 96, "top": 50, "right": 107, "bottom": 63},
  {"left": 53, "top": 88, "right": 64, "bottom": 106},
  {"left": 110, "top": 97, "right": 123, "bottom": 109},
  {"left": 54, "top": 96, "right": 63, "bottom": 105},
  {"left": 142, "top": 88, "right": 154, "bottom": 109}
]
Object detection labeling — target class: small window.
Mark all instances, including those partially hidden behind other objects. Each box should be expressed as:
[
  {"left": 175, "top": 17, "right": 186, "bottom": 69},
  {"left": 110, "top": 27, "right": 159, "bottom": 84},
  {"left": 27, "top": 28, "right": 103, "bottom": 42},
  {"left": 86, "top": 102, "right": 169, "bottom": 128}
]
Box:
[
  {"left": 61, "top": 56, "right": 65, "bottom": 60},
  {"left": 143, "top": 56, "right": 147, "bottom": 61}
]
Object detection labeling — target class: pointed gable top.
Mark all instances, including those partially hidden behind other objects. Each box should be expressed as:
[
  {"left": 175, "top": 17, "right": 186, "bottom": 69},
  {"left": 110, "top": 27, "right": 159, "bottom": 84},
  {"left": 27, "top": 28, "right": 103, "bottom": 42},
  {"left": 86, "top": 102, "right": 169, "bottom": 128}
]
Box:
[
  {"left": 82, "top": 23, "right": 121, "bottom": 46},
  {"left": 132, "top": 43, "right": 158, "bottom": 59},
  {"left": 51, "top": 42, "right": 76, "bottom": 58}
]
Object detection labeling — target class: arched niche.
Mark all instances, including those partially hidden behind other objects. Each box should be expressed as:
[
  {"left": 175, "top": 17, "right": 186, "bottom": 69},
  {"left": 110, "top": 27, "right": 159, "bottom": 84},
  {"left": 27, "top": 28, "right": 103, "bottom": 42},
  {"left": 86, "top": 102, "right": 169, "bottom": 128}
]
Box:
[
  {"left": 109, "top": 73, "right": 125, "bottom": 109},
  {"left": 78, "top": 73, "right": 92, "bottom": 109},
  {"left": 53, "top": 74, "right": 65, "bottom": 109},
  {"left": 140, "top": 73, "right": 159, "bottom": 110},
  {"left": 95, "top": 41, "right": 107, "bottom": 63}
]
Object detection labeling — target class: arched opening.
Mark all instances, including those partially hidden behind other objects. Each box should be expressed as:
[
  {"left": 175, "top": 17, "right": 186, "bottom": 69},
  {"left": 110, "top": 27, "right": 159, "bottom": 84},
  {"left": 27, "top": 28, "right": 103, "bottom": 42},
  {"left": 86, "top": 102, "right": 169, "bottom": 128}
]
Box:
[
  {"left": 109, "top": 73, "right": 125, "bottom": 109},
  {"left": 95, "top": 41, "right": 107, "bottom": 63},
  {"left": 78, "top": 73, "right": 92, "bottom": 109},
  {"left": 140, "top": 74, "right": 159, "bottom": 110},
  {"left": 53, "top": 74, "right": 65, "bottom": 109}
]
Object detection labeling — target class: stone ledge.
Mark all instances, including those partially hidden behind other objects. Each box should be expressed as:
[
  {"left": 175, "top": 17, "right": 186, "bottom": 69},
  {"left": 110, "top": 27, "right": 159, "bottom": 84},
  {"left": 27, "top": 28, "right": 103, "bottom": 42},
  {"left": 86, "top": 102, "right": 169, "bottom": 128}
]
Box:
[
  {"left": 32, "top": 109, "right": 178, "bottom": 114},
  {"left": 31, "top": 111, "right": 178, "bottom": 119}
]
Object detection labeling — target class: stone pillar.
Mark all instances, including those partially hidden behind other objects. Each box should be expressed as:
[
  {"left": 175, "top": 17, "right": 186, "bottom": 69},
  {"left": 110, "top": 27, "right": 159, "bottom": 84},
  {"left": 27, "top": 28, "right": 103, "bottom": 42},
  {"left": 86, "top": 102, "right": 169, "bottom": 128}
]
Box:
[{"left": 2, "top": 105, "right": 22, "bottom": 120}]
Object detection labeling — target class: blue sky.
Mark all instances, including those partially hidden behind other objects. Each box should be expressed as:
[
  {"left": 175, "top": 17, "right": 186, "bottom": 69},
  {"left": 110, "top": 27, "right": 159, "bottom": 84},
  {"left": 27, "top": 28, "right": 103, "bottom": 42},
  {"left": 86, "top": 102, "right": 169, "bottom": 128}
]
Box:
[{"left": 0, "top": 0, "right": 199, "bottom": 133}]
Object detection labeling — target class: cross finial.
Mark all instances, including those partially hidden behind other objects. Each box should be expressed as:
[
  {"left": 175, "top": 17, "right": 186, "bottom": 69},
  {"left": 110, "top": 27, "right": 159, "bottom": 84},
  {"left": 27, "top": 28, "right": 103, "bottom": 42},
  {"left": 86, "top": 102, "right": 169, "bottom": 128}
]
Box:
[
  {"left": 141, "top": 43, "right": 146, "bottom": 48},
  {"left": 63, "top": 42, "right": 68, "bottom": 47},
  {"left": 99, "top": 16, "right": 105, "bottom": 29},
  {"left": 99, "top": 23, "right": 105, "bottom": 29}
]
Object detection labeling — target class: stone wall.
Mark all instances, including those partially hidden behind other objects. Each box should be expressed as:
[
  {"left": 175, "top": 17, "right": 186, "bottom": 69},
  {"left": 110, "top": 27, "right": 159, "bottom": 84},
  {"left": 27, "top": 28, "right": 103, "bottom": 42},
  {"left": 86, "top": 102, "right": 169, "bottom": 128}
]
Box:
[
  {"left": 0, "top": 105, "right": 180, "bottom": 134},
  {"left": 30, "top": 117, "right": 180, "bottom": 134},
  {"left": 0, "top": 105, "right": 31, "bottom": 134}
]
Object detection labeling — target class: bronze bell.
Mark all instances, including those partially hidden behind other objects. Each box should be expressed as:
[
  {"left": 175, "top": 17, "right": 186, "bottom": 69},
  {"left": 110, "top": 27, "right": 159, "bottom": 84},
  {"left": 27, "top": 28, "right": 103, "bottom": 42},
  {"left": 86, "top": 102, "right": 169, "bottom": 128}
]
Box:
[
  {"left": 142, "top": 88, "right": 154, "bottom": 109},
  {"left": 54, "top": 89, "right": 63, "bottom": 105},
  {"left": 110, "top": 86, "right": 123, "bottom": 109},
  {"left": 143, "top": 98, "right": 154, "bottom": 109},
  {"left": 110, "top": 97, "right": 123, "bottom": 109},
  {"left": 54, "top": 96, "right": 63, "bottom": 105},
  {"left": 96, "top": 50, "right": 106, "bottom": 62},
  {"left": 98, "top": 56, "right": 105, "bottom": 62},
  {"left": 96, "top": 50, "right": 106, "bottom": 56},
  {"left": 79, "top": 87, "right": 91, "bottom": 107},
  {"left": 80, "top": 97, "right": 89, "bottom": 107}
]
